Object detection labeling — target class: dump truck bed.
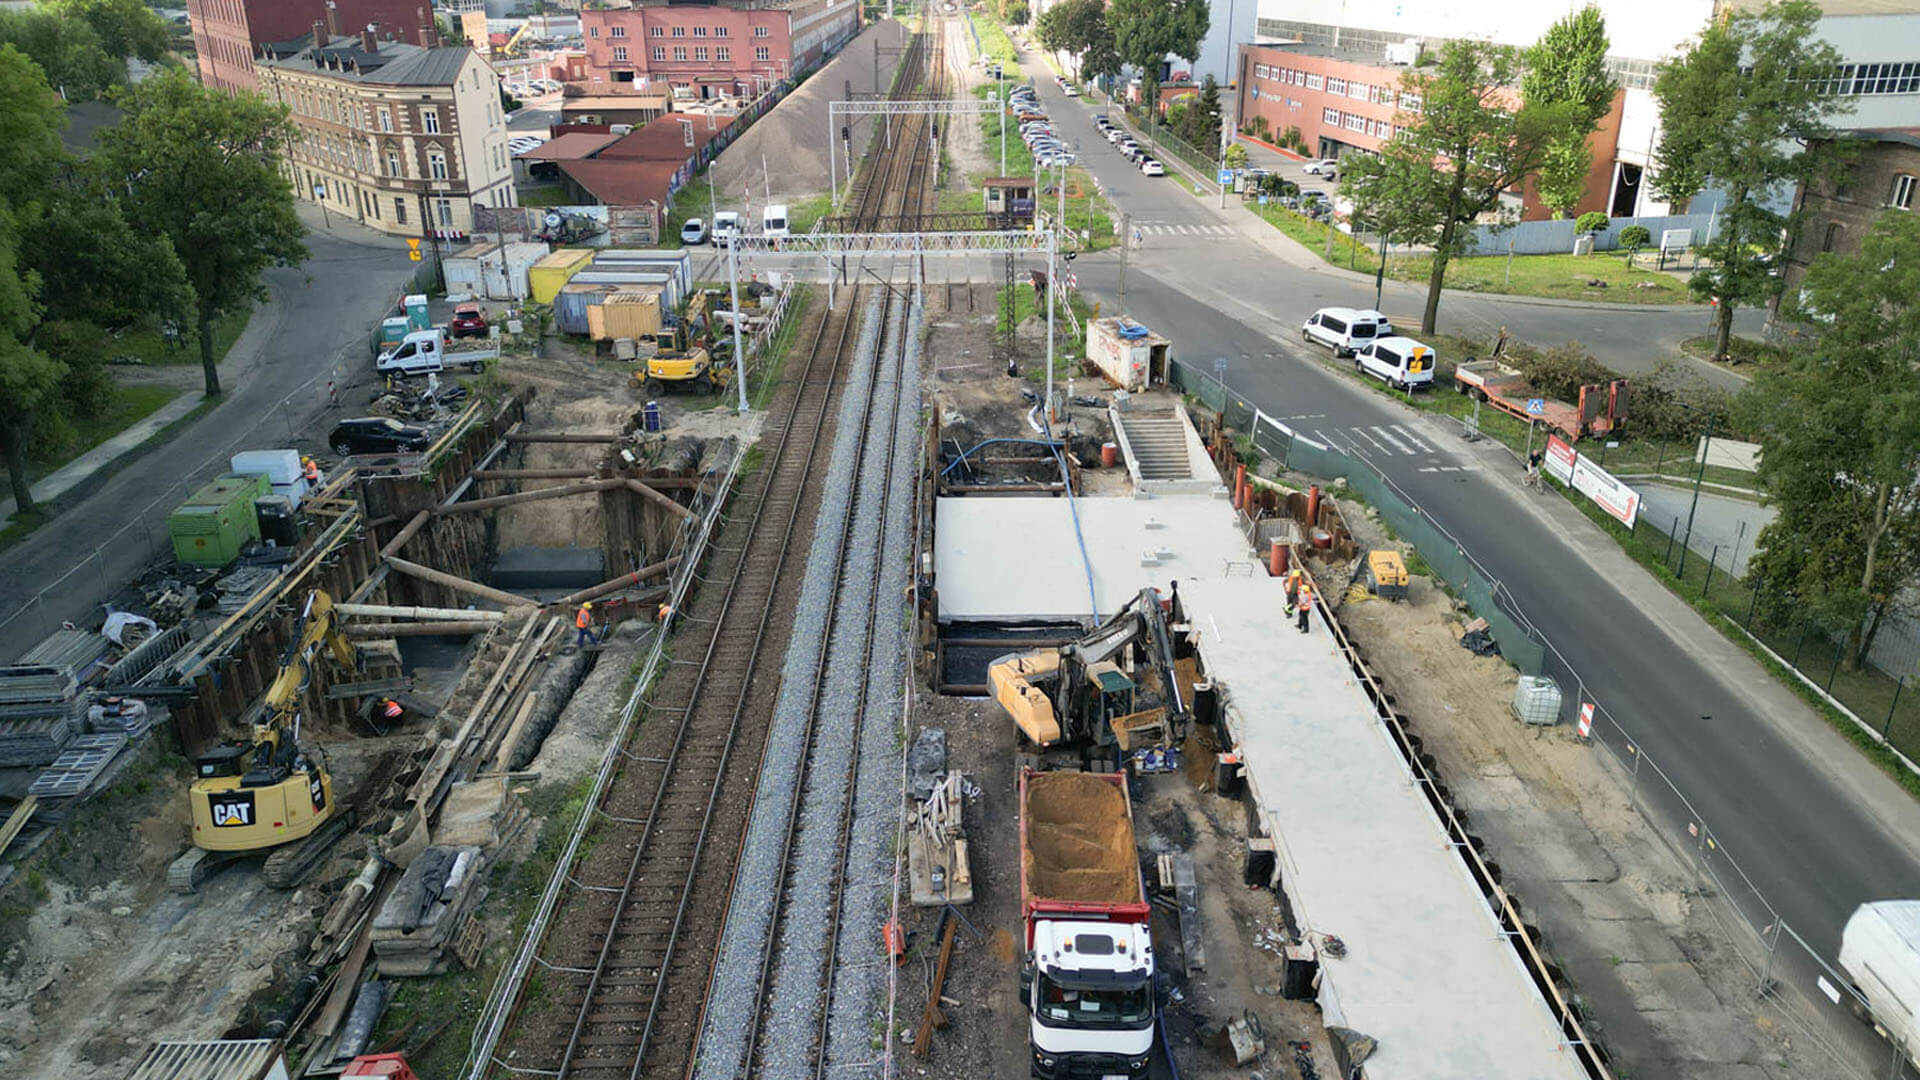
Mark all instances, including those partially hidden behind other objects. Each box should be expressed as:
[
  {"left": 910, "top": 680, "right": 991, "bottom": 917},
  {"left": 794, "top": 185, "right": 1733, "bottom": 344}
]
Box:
[{"left": 1019, "top": 768, "right": 1148, "bottom": 946}]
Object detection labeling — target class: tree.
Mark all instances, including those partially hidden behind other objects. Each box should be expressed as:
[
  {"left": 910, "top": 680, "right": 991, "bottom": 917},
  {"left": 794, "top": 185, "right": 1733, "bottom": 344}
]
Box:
[
  {"left": 1618, "top": 223, "right": 1651, "bottom": 258},
  {"left": 95, "top": 68, "right": 305, "bottom": 397},
  {"left": 0, "top": 9, "right": 122, "bottom": 100},
  {"left": 1035, "top": 0, "right": 1118, "bottom": 85},
  {"left": 1004, "top": 0, "right": 1029, "bottom": 26},
  {"left": 1654, "top": 0, "right": 1847, "bottom": 363},
  {"left": 1740, "top": 211, "right": 1920, "bottom": 671},
  {"left": 44, "top": 0, "right": 170, "bottom": 62},
  {"left": 21, "top": 194, "right": 190, "bottom": 331},
  {"left": 1223, "top": 142, "right": 1248, "bottom": 170},
  {"left": 1339, "top": 39, "right": 1575, "bottom": 334},
  {"left": 1521, "top": 6, "right": 1615, "bottom": 217},
  {"left": 1108, "top": 0, "right": 1207, "bottom": 126},
  {"left": 0, "top": 46, "right": 71, "bottom": 512}
]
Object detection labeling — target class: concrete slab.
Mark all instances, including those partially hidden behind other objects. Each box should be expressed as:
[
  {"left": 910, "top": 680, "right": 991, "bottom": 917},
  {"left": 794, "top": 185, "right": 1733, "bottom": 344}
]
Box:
[
  {"left": 1178, "top": 574, "right": 1587, "bottom": 1080},
  {"left": 932, "top": 493, "right": 1250, "bottom": 623},
  {"left": 490, "top": 546, "right": 606, "bottom": 590}
]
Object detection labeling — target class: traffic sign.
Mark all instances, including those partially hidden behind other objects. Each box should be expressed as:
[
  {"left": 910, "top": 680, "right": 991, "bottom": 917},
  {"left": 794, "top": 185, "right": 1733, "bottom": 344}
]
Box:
[
  {"left": 1217, "top": 169, "right": 1234, "bottom": 185},
  {"left": 1526, "top": 398, "right": 1545, "bottom": 415},
  {"left": 1258, "top": 194, "right": 1269, "bottom": 206},
  {"left": 1577, "top": 702, "right": 1594, "bottom": 737},
  {"left": 406, "top": 238, "right": 422, "bottom": 262}
]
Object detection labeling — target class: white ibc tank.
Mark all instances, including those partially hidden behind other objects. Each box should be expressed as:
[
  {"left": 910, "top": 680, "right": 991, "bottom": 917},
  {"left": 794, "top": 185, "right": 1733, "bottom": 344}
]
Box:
[{"left": 1511, "top": 675, "right": 1563, "bottom": 726}]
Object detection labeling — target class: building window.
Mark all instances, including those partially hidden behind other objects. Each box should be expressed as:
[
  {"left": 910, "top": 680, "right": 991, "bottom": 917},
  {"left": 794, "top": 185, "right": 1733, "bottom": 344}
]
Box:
[
  {"left": 395, "top": 198, "right": 407, "bottom": 224},
  {"left": 609, "top": 25, "right": 625, "bottom": 37},
  {"left": 1893, "top": 173, "right": 1916, "bottom": 209},
  {"left": 715, "top": 25, "right": 727, "bottom": 37},
  {"left": 673, "top": 46, "right": 687, "bottom": 61},
  {"left": 716, "top": 45, "right": 729, "bottom": 61},
  {"left": 429, "top": 151, "right": 448, "bottom": 179},
  {"left": 1304, "top": 73, "right": 1323, "bottom": 91},
  {"left": 671, "top": 25, "right": 685, "bottom": 36},
  {"left": 1348, "top": 81, "right": 1368, "bottom": 100},
  {"left": 653, "top": 46, "right": 666, "bottom": 61},
  {"left": 755, "top": 45, "right": 769, "bottom": 61},
  {"left": 613, "top": 46, "right": 628, "bottom": 61},
  {"left": 1379, "top": 123, "right": 1393, "bottom": 139},
  {"left": 378, "top": 106, "right": 392, "bottom": 131},
  {"left": 754, "top": 25, "right": 769, "bottom": 37},
  {"left": 694, "top": 46, "right": 707, "bottom": 61},
  {"left": 651, "top": 25, "right": 664, "bottom": 36},
  {"left": 589, "top": 25, "right": 598, "bottom": 37},
  {"left": 1345, "top": 113, "right": 1366, "bottom": 132},
  {"left": 1323, "top": 106, "right": 1340, "bottom": 125},
  {"left": 1326, "top": 77, "right": 1346, "bottom": 95},
  {"left": 422, "top": 108, "right": 440, "bottom": 134},
  {"left": 387, "top": 149, "right": 401, "bottom": 177},
  {"left": 437, "top": 198, "right": 454, "bottom": 226},
  {"left": 692, "top": 25, "right": 707, "bottom": 36},
  {"left": 1398, "top": 91, "right": 1421, "bottom": 112},
  {"left": 1824, "top": 222, "right": 1843, "bottom": 251}
]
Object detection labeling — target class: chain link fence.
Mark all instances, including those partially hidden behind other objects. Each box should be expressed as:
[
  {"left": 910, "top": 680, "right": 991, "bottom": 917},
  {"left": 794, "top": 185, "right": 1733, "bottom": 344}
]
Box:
[{"left": 1167, "top": 355, "right": 1917, "bottom": 1080}]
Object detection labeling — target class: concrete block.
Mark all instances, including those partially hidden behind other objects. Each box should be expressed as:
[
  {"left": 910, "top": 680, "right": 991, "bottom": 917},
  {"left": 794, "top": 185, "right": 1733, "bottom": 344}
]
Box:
[{"left": 490, "top": 546, "right": 606, "bottom": 590}]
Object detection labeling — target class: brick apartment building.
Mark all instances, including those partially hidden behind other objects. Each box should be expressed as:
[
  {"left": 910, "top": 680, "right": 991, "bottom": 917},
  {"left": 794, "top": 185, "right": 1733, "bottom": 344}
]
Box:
[
  {"left": 1781, "top": 128, "right": 1920, "bottom": 308},
  {"left": 256, "top": 28, "right": 514, "bottom": 240},
  {"left": 577, "top": 0, "right": 859, "bottom": 101},
  {"left": 185, "top": 0, "right": 424, "bottom": 93},
  {"left": 1234, "top": 41, "right": 1626, "bottom": 220}
]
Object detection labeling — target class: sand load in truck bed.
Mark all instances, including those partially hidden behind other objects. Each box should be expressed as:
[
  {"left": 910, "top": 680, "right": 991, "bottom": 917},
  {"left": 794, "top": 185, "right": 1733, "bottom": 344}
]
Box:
[{"left": 1023, "top": 771, "right": 1138, "bottom": 905}]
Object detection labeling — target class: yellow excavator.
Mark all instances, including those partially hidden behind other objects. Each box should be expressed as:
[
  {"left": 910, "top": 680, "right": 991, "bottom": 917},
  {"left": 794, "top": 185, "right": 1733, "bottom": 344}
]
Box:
[
  {"left": 632, "top": 290, "right": 734, "bottom": 396},
  {"left": 989, "top": 587, "right": 1193, "bottom": 758},
  {"left": 168, "top": 589, "right": 361, "bottom": 893}
]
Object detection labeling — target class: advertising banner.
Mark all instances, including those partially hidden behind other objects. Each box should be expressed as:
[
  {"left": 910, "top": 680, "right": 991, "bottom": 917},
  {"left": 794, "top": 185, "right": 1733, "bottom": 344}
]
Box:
[
  {"left": 1544, "top": 435, "right": 1576, "bottom": 485},
  {"left": 1543, "top": 434, "right": 1640, "bottom": 527}
]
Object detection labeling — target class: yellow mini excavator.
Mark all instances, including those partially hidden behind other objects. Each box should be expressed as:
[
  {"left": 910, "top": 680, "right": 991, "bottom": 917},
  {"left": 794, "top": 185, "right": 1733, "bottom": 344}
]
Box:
[
  {"left": 168, "top": 589, "right": 361, "bottom": 893},
  {"left": 631, "top": 290, "right": 734, "bottom": 396},
  {"left": 989, "top": 587, "right": 1193, "bottom": 758}
]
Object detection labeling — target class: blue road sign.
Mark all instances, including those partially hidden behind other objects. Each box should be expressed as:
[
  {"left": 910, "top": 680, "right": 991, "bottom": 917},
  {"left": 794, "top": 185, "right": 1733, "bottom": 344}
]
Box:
[
  {"left": 1217, "top": 169, "right": 1234, "bottom": 184},
  {"left": 1527, "top": 398, "right": 1546, "bottom": 415}
]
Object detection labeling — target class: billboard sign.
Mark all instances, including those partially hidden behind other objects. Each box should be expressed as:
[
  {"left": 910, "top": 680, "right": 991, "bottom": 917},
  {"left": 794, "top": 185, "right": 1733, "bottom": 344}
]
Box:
[{"left": 1546, "top": 435, "right": 1640, "bottom": 527}]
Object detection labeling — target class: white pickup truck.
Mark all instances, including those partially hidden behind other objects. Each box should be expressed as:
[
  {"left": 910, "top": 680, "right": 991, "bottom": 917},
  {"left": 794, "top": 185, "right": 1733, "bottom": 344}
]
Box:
[
  {"left": 1841, "top": 901, "right": 1920, "bottom": 1064},
  {"left": 376, "top": 328, "right": 497, "bottom": 376}
]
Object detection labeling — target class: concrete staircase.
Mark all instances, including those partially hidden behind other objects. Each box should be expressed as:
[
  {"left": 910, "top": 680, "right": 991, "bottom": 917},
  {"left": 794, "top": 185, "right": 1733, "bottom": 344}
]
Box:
[{"left": 1117, "top": 414, "right": 1193, "bottom": 481}]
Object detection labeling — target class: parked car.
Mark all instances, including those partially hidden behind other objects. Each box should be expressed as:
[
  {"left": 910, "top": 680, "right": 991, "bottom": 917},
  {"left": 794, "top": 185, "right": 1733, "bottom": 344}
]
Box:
[
  {"left": 329, "top": 417, "right": 432, "bottom": 457},
  {"left": 449, "top": 303, "right": 488, "bottom": 338},
  {"left": 1106, "top": 128, "right": 1126, "bottom": 144},
  {"left": 1062, "top": 83, "right": 1080, "bottom": 96},
  {"left": 712, "top": 210, "right": 740, "bottom": 247},
  {"left": 1299, "top": 188, "right": 1330, "bottom": 205},
  {"left": 1302, "top": 307, "right": 1394, "bottom": 358},
  {"left": 1353, "top": 336, "right": 1437, "bottom": 391},
  {"left": 1140, "top": 158, "right": 1165, "bottom": 176},
  {"left": 681, "top": 217, "right": 706, "bottom": 245},
  {"left": 1303, "top": 158, "right": 1340, "bottom": 176}
]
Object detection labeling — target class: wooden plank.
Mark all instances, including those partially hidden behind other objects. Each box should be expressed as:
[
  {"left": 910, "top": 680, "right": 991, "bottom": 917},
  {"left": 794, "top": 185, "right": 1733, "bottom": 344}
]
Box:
[
  {"left": 912, "top": 911, "right": 958, "bottom": 1058},
  {"left": 0, "top": 796, "right": 38, "bottom": 860}
]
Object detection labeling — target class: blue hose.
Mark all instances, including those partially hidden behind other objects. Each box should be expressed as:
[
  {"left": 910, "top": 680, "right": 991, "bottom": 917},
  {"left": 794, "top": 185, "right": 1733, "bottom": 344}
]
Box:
[
  {"left": 939, "top": 437, "right": 1067, "bottom": 478},
  {"left": 1041, "top": 421, "right": 1100, "bottom": 621}
]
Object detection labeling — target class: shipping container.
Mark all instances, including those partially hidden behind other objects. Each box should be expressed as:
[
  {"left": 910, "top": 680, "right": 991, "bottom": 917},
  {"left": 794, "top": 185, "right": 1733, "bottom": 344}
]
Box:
[
  {"left": 592, "top": 248, "right": 692, "bottom": 295},
  {"left": 528, "top": 247, "right": 596, "bottom": 305},
  {"left": 445, "top": 240, "right": 550, "bottom": 300},
  {"left": 554, "top": 282, "right": 616, "bottom": 335},
  {"left": 570, "top": 270, "right": 681, "bottom": 310},
  {"left": 1085, "top": 318, "right": 1170, "bottom": 393},
  {"left": 587, "top": 289, "right": 663, "bottom": 342}
]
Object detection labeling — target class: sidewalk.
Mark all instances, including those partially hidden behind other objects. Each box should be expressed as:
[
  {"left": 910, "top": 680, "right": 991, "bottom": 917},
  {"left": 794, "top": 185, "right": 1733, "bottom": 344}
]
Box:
[{"left": 0, "top": 204, "right": 397, "bottom": 525}]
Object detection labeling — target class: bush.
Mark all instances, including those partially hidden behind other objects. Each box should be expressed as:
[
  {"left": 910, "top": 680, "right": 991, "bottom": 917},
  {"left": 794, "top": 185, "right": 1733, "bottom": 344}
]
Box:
[
  {"left": 1575, "top": 211, "right": 1610, "bottom": 235},
  {"left": 1618, "top": 224, "right": 1651, "bottom": 252},
  {"left": 1250, "top": 115, "right": 1270, "bottom": 139},
  {"left": 1223, "top": 143, "right": 1248, "bottom": 170},
  {"left": 1512, "top": 341, "right": 1612, "bottom": 402},
  {"left": 1631, "top": 359, "right": 1736, "bottom": 442}
]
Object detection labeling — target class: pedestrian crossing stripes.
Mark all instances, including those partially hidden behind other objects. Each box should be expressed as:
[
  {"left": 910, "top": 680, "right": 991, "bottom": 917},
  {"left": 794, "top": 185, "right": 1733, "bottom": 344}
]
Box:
[
  {"left": 1132, "top": 222, "right": 1236, "bottom": 237},
  {"left": 1311, "top": 424, "right": 1442, "bottom": 457}
]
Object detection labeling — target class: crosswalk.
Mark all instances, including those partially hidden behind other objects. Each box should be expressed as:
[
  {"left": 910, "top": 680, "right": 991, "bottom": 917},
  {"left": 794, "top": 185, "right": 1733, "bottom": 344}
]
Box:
[
  {"left": 1310, "top": 423, "right": 1451, "bottom": 459},
  {"left": 1132, "top": 222, "right": 1237, "bottom": 237}
]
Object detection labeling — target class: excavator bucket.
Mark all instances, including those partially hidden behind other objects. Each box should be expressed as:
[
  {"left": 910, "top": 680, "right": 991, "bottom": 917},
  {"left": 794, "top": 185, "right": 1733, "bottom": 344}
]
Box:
[{"left": 989, "top": 650, "right": 1063, "bottom": 746}]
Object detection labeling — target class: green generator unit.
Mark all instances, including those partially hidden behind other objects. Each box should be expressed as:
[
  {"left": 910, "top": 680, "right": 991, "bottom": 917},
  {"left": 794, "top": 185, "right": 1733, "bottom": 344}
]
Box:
[{"left": 168, "top": 475, "right": 266, "bottom": 567}]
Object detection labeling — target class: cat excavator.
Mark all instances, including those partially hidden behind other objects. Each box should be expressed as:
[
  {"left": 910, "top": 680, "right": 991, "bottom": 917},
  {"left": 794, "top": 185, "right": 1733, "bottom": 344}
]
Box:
[
  {"left": 168, "top": 589, "right": 360, "bottom": 893},
  {"left": 989, "top": 587, "right": 1193, "bottom": 759}
]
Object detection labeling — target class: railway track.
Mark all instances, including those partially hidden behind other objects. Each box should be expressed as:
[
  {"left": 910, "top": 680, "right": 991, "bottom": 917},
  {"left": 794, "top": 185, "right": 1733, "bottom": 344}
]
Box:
[{"left": 486, "top": 15, "right": 947, "bottom": 1080}]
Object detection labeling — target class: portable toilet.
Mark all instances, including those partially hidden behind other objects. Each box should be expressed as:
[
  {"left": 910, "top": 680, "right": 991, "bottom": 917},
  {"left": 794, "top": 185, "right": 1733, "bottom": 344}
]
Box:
[
  {"left": 375, "top": 316, "right": 410, "bottom": 356},
  {"left": 404, "top": 293, "right": 431, "bottom": 331}
]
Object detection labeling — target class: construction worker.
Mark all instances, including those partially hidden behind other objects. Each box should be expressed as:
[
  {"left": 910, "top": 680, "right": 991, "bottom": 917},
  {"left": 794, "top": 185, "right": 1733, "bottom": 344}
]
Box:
[
  {"left": 381, "top": 698, "right": 403, "bottom": 720},
  {"left": 302, "top": 457, "right": 321, "bottom": 485},
  {"left": 1284, "top": 567, "right": 1304, "bottom": 614},
  {"left": 656, "top": 601, "right": 674, "bottom": 624},
  {"left": 1296, "top": 583, "right": 1316, "bottom": 634},
  {"left": 575, "top": 601, "right": 598, "bottom": 647}
]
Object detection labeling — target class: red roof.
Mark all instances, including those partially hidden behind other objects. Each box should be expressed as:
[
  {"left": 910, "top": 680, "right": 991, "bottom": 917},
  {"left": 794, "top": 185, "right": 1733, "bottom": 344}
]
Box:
[
  {"left": 594, "top": 114, "right": 734, "bottom": 160},
  {"left": 558, "top": 158, "right": 684, "bottom": 206},
  {"left": 515, "top": 132, "right": 621, "bottom": 161},
  {"left": 554, "top": 115, "right": 736, "bottom": 205}
]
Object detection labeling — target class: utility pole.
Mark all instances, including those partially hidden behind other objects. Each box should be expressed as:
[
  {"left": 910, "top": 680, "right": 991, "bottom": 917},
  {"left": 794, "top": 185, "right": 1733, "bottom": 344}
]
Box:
[
  {"left": 1680, "top": 412, "right": 1715, "bottom": 559},
  {"left": 1375, "top": 230, "right": 1388, "bottom": 309},
  {"left": 727, "top": 231, "right": 747, "bottom": 415}
]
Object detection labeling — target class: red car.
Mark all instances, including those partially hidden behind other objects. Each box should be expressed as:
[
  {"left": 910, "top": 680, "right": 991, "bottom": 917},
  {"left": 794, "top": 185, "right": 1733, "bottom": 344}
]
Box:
[{"left": 449, "top": 303, "right": 489, "bottom": 338}]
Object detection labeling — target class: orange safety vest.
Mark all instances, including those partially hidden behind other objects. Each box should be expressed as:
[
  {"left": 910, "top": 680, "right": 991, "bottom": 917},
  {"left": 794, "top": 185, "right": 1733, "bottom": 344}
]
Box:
[
  {"left": 576, "top": 607, "right": 592, "bottom": 629},
  {"left": 1299, "top": 589, "right": 1316, "bottom": 612},
  {"left": 303, "top": 461, "right": 319, "bottom": 482}
]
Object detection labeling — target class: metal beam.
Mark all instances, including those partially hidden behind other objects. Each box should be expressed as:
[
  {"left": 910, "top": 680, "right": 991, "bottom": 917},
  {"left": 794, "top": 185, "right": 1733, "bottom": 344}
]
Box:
[{"left": 385, "top": 556, "right": 537, "bottom": 610}]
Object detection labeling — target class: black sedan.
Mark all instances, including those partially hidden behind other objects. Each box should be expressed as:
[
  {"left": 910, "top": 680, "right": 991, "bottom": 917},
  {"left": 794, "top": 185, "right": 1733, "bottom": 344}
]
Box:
[{"left": 329, "top": 417, "right": 431, "bottom": 456}]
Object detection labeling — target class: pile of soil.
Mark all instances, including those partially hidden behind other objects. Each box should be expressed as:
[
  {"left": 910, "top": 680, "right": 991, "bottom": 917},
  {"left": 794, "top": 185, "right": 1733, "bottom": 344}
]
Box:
[{"left": 1022, "top": 772, "right": 1137, "bottom": 904}]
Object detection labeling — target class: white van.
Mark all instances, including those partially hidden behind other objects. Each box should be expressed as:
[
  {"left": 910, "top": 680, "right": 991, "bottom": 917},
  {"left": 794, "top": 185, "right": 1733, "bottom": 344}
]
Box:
[
  {"left": 1841, "top": 901, "right": 1920, "bottom": 1067},
  {"left": 1353, "top": 335, "right": 1436, "bottom": 390},
  {"left": 712, "top": 210, "right": 740, "bottom": 247},
  {"left": 1302, "top": 307, "right": 1393, "bottom": 357},
  {"left": 762, "top": 203, "right": 789, "bottom": 242}
]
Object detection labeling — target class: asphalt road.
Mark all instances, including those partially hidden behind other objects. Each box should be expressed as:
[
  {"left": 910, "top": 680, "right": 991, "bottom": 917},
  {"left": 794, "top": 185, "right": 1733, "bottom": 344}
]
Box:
[
  {"left": 1008, "top": 65, "right": 1920, "bottom": 980},
  {"left": 0, "top": 224, "right": 416, "bottom": 660}
]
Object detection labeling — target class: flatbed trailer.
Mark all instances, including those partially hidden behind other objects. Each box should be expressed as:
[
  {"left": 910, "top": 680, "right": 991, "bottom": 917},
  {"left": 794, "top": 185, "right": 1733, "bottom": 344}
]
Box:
[{"left": 1454, "top": 359, "right": 1627, "bottom": 442}]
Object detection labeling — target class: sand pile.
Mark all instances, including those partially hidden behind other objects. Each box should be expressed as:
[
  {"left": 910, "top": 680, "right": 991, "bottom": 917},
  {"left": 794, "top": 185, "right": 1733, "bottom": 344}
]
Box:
[{"left": 1023, "top": 771, "right": 1139, "bottom": 904}]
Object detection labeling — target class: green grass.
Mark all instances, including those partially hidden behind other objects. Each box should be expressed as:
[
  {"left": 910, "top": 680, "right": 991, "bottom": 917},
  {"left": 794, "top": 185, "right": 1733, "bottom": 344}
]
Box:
[
  {"left": 1246, "top": 201, "right": 1381, "bottom": 273},
  {"left": 1679, "top": 334, "right": 1789, "bottom": 368},
  {"left": 28, "top": 385, "right": 183, "bottom": 483},
  {"left": 972, "top": 12, "right": 1019, "bottom": 67},
  {"left": 518, "top": 186, "right": 570, "bottom": 208},
  {"left": 109, "top": 306, "right": 251, "bottom": 368},
  {"left": 971, "top": 87, "right": 1116, "bottom": 252}
]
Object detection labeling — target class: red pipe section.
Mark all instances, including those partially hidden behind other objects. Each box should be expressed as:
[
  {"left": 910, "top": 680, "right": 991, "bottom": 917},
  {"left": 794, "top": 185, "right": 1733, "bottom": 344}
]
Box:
[
  {"left": 1307, "top": 483, "right": 1321, "bottom": 527},
  {"left": 1233, "top": 464, "right": 1246, "bottom": 509}
]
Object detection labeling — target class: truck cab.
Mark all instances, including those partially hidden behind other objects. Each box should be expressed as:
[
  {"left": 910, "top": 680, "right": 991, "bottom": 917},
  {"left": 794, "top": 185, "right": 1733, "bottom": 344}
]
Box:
[
  {"left": 1025, "top": 919, "right": 1155, "bottom": 1078},
  {"left": 712, "top": 210, "right": 741, "bottom": 247},
  {"left": 762, "top": 203, "right": 789, "bottom": 243}
]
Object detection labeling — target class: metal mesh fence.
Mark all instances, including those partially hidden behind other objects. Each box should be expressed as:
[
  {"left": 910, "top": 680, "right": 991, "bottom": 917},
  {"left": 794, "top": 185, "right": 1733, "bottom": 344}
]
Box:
[{"left": 1171, "top": 356, "right": 1917, "bottom": 1079}]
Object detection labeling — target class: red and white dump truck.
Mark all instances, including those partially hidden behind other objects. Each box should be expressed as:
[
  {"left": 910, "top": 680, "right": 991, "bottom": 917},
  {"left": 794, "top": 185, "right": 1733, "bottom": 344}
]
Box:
[{"left": 1019, "top": 767, "right": 1156, "bottom": 1079}]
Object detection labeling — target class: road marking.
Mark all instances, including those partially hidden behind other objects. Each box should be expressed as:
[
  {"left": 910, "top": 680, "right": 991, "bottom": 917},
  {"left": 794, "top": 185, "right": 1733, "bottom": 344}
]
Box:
[
  {"left": 1367, "top": 422, "right": 1413, "bottom": 451},
  {"left": 1391, "top": 424, "right": 1434, "bottom": 452},
  {"left": 1349, "top": 427, "right": 1390, "bottom": 454}
]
